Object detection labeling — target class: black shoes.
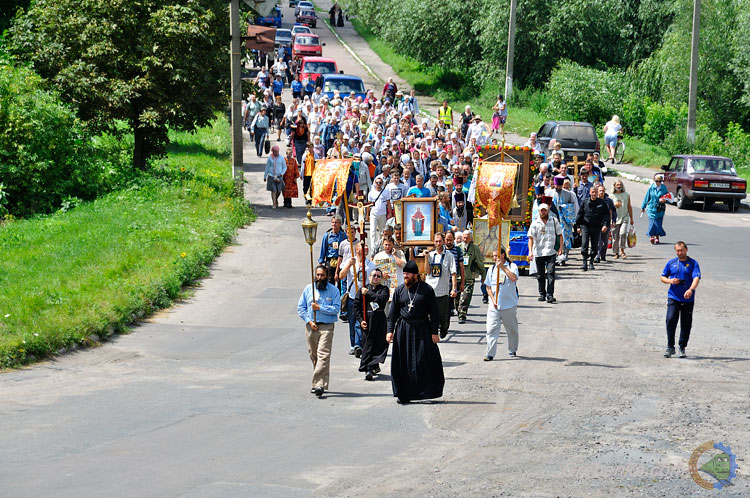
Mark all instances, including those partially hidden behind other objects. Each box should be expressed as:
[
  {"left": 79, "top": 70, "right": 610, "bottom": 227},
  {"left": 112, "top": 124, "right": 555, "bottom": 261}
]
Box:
[
  {"left": 664, "top": 348, "right": 675, "bottom": 358},
  {"left": 373, "top": 365, "right": 381, "bottom": 374},
  {"left": 365, "top": 371, "right": 374, "bottom": 381},
  {"left": 538, "top": 296, "right": 546, "bottom": 301},
  {"left": 594, "top": 256, "right": 601, "bottom": 263},
  {"left": 546, "top": 296, "right": 556, "bottom": 304},
  {"left": 439, "top": 330, "right": 447, "bottom": 339},
  {"left": 354, "top": 346, "right": 362, "bottom": 358},
  {"left": 679, "top": 348, "right": 687, "bottom": 358},
  {"left": 483, "top": 355, "right": 493, "bottom": 361},
  {"left": 397, "top": 398, "right": 410, "bottom": 404},
  {"left": 458, "top": 316, "right": 466, "bottom": 324},
  {"left": 313, "top": 387, "right": 324, "bottom": 396},
  {"left": 482, "top": 295, "right": 489, "bottom": 304},
  {"left": 589, "top": 262, "right": 596, "bottom": 271},
  {"left": 581, "top": 264, "right": 588, "bottom": 271}
]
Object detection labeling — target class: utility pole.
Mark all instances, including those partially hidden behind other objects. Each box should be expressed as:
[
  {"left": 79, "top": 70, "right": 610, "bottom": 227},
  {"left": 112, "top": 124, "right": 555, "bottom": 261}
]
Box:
[
  {"left": 687, "top": 0, "right": 700, "bottom": 144},
  {"left": 504, "top": 0, "right": 517, "bottom": 104},
  {"left": 230, "top": 0, "right": 243, "bottom": 177}
]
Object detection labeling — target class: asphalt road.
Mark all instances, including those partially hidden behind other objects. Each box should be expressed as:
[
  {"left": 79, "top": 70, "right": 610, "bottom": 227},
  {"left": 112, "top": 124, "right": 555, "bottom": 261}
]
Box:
[{"left": 1, "top": 4, "right": 749, "bottom": 497}]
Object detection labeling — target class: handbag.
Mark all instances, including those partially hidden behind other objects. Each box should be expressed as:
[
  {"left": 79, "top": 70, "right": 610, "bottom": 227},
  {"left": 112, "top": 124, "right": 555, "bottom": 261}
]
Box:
[
  {"left": 627, "top": 225, "right": 637, "bottom": 248},
  {"left": 264, "top": 139, "right": 271, "bottom": 155}
]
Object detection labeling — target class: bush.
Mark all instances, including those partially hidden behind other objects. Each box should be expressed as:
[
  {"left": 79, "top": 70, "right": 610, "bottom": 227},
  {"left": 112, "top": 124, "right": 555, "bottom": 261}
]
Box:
[
  {"left": 642, "top": 100, "right": 686, "bottom": 146},
  {"left": 0, "top": 64, "right": 115, "bottom": 216},
  {"left": 544, "top": 61, "right": 627, "bottom": 126}
]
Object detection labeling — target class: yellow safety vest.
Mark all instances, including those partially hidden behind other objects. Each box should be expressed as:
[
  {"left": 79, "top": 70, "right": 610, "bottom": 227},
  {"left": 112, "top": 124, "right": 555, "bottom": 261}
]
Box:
[{"left": 438, "top": 106, "right": 453, "bottom": 125}]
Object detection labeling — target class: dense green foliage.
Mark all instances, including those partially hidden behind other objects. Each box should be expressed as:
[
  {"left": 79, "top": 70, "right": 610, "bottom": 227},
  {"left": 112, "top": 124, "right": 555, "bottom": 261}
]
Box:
[
  {"left": 0, "top": 120, "right": 253, "bottom": 368},
  {"left": 9, "top": 0, "right": 229, "bottom": 168},
  {"left": 0, "top": 0, "right": 28, "bottom": 33},
  {"left": 0, "top": 64, "right": 120, "bottom": 216}
]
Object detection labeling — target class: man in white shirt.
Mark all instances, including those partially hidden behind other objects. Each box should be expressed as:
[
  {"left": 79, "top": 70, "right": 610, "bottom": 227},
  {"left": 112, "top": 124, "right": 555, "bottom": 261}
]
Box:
[
  {"left": 425, "top": 232, "right": 457, "bottom": 339},
  {"left": 484, "top": 248, "right": 520, "bottom": 360},
  {"left": 373, "top": 236, "right": 406, "bottom": 306},
  {"left": 527, "top": 203, "right": 563, "bottom": 304},
  {"left": 368, "top": 176, "right": 389, "bottom": 250}
]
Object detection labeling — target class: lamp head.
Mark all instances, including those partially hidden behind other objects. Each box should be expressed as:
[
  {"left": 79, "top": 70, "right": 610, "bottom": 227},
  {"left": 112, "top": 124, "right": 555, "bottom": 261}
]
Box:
[{"left": 301, "top": 209, "right": 318, "bottom": 246}]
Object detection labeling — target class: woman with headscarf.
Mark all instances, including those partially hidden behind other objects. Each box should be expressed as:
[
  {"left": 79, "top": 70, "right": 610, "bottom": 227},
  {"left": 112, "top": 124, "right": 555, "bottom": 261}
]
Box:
[
  {"left": 354, "top": 268, "right": 390, "bottom": 381},
  {"left": 641, "top": 174, "right": 668, "bottom": 244}
]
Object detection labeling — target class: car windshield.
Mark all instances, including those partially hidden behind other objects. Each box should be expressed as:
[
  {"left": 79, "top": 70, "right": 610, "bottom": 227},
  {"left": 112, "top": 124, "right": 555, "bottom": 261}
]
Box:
[
  {"left": 299, "top": 2, "right": 313, "bottom": 7},
  {"left": 324, "top": 79, "right": 365, "bottom": 94},
  {"left": 296, "top": 36, "right": 319, "bottom": 46},
  {"left": 557, "top": 125, "right": 597, "bottom": 142},
  {"left": 293, "top": 27, "right": 311, "bottom": 34},
  {"left": 300, "top": 10, "right": 315, "bottom": 16},
  {"left": 303, "top": 61, "right": 336, "bottom": 74},
  {"left": 688, "top": 158, "right": 736, "bottom": 174},
  {"left": 276, "top": 30, "right": 292, "bottom": 40}
]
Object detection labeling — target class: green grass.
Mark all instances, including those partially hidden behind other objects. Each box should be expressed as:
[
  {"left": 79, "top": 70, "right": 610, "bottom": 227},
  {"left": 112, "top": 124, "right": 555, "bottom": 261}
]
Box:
[
  {"left": 349, "top": 19, "right": 672, "bottom": 169},
  {"left": 0, "top": 120, "right": 254, "bottom": 368}
]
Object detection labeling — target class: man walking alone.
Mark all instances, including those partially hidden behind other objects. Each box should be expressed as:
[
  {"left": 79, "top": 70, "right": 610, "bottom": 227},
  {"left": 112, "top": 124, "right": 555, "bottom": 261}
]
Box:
[
  {"left": 661, "top": 241, "right": 701, "bottom": 358},
  {"left": 297, "top": 265, "right": 341, "bottom": 396}
]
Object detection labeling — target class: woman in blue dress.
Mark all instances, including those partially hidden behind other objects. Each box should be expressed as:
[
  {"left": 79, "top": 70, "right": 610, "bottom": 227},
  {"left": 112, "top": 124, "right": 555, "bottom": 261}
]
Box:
[{"left": 641, "top": 174, "right": 668, "bottom": 244}]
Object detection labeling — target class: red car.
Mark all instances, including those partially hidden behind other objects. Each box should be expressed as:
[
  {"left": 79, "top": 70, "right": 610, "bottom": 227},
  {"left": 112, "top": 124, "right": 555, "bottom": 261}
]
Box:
[
  {"left": 661, "top": 154, "right": 747, "bottom": 212},
  {"left": 292, "top": 34, "right": 324, "bottom": 58},
  {"left": 298, "top": 57, "right": 339, "bottom": 84}
]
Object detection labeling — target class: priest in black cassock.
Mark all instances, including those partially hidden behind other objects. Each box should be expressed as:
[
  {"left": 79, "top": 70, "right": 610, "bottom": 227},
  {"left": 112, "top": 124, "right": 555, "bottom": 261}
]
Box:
[
  {"left": 354, "top": 268, "right": 391, "bottom": 381},
  {"left": 387, "top": 260, "right": 445, "bottom": 404}
]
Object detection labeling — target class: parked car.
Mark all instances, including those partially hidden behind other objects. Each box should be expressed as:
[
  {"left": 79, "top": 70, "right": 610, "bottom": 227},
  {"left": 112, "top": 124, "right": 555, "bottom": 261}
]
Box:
[
  {"left": 295, "top": 1, "right": 314, "bottom": 16},
  {"left": 255, "top": 6, "right": 282, "bottom": 28},
  {"left": 289, "top": 0, "right": 299, "bottom": 6},
  {"left": 320, "top": 74, "right": 366, "bottom": 100},
  {"left": 536, "top": 121, "right": 600, "bottom": 162},
  {"left": 661, "top": 155, "right": 747, "bottom": 211},
  {"left": 296, "top": 8, "right": 317, "bottom": 27},
  {"left": 299, "top": 57, "right": 340, "bottom": 83},
  {"left": 274, "top": 29, "right": 293, "bottom": 48},
  {"left": 291, "top": 24, "right": 312, "bottom": 36},
  {"left": 292, "top": 34, "right": 324, "bottom": 58}
]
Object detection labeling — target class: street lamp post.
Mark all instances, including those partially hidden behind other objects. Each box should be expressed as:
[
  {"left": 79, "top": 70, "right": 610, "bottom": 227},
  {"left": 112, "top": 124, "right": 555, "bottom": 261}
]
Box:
[{"left": 301, "top": 208, "right": 319, "bottom": 321}]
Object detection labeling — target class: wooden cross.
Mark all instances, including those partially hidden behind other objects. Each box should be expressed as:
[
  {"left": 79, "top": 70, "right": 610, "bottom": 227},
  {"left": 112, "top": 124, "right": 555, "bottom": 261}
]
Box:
[
  {"left": 348, "top": 190, "right": 373, "bottom": 319},
  {"left": 569, "top": 155, "right": 584, "bottom": 186}
]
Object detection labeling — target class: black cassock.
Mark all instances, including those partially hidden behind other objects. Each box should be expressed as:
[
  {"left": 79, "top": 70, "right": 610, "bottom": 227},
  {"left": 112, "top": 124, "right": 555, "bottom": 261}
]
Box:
[
  {"left": 387, "top": 281, "right": 445, "bottom": 401},
  {"left": 354, "top": 283, "right": 390, "bottom": 373}
]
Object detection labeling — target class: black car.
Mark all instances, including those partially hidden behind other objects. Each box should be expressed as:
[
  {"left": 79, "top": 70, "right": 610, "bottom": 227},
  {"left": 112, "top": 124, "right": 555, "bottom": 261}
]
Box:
[{"left": 536, "top": 121, "right": 600, "bottom": 162}]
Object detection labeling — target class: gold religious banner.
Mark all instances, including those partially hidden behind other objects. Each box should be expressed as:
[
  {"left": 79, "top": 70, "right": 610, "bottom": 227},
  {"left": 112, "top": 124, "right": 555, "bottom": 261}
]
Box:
[
  {"left": 474, "top": 162, "right": 519, "bottom": 227},
  {"left": 473, "top": 218, "right": 511, "bottom": 265},
  {"left": 310, "top": 158, "right": 353, "bottom": 205}
]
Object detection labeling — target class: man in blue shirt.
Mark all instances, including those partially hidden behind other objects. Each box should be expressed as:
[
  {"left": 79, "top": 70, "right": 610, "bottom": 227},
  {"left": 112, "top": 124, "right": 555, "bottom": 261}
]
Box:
[
  {"left": 483, "top": 247, "right": 520, "bottom": 360},
  {"left": 406, "top": 174, "right": 431, "bottom": 197},
  {"left": 660, "top": 241, "right": 701, "bottom": 358},
  {"left": 297, "top": 265, "right": 341, "bottom": 396},
  {"left": 291, "top": 75, "right": 303, "bottom": 99},
  {"left": 318, "top": 216, "right": 346, "bottom": 285}
]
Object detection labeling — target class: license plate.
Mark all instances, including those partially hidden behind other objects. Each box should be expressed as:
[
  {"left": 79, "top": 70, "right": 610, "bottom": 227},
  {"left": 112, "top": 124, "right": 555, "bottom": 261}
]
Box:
[{"left": 710, "top": 182, "right": 730, "bottom": 188}]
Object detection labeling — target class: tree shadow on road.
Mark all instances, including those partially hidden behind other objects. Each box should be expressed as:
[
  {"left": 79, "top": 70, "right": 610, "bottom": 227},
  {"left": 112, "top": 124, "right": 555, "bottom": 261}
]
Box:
[
  {"left": 564, "top": 361, "right": 627, "bottom": 369},
  {"left": 320, "top": 391, "right": 393, "bottom": 398},
  {"left": 687, "top": 355, "right": 750, "bottom": 362}
]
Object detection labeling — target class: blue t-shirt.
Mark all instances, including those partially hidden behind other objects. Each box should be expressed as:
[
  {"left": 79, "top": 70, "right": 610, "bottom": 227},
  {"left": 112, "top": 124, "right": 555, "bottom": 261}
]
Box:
[
  {"left": 272, "top": 80, "right": 283, "bottom": 95},
  {"left": 291, "top": 81, "right": 302, "bottom": 93},
  {"left": 661, "top": 257, "right": 701, "bottom": 302},
  {"left": 407, "top": 186, "right": 431, "bottom": 198}
]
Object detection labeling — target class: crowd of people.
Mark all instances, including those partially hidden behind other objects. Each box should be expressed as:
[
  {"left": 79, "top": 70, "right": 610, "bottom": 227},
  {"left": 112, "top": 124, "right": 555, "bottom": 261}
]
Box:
[{"left": 270, "top": 72, "right": 692, "bottom": 402}]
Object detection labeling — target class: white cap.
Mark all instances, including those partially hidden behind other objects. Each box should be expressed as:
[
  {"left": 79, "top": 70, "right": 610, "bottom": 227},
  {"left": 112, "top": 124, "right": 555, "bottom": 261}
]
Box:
[{"left": 539, "top": 203, "right": 550, "bottom": 211}]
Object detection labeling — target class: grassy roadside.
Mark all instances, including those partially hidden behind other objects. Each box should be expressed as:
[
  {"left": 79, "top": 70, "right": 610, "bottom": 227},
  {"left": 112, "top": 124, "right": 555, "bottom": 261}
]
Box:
[
  {"left": 350, "top": 19, "right": 671, "bottom": 169},
  {"left": 0, "top": 120, "right": 254, "bottom": 368}
]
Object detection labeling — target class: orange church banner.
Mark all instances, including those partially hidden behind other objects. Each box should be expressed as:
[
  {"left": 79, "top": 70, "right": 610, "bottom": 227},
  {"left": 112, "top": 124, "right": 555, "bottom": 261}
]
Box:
[
  {"left": 311, "top": 158, "right": 352, "bottom": 205},
  {"left": 475, "top": 162, "right": 518, "bottom": 227}
]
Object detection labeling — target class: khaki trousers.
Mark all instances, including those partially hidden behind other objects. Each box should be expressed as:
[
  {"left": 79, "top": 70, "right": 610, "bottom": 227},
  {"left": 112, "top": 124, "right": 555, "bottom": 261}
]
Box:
[{"left": 306, "top": 322, "right": 335, "bottom": 389}]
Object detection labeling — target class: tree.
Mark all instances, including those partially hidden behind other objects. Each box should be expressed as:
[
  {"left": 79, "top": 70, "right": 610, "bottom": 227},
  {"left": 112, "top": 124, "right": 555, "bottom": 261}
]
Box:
[{"left": 10, "top": 0, "right": 229, "bottom": 169}]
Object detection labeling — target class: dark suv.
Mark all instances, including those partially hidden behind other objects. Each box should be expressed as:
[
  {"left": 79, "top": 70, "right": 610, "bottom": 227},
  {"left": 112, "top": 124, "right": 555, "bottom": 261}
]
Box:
[{"left": 536, "top": 121, "right": 600, "bottom": 162}]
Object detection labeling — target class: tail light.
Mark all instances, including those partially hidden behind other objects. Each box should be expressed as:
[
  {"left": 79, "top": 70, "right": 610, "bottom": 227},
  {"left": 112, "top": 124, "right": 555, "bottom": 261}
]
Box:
[
  {"left": 694, "top": 180, "right": 709, "bottom": 188},
  {"left": 731, "top": 181, "right": 747, "bottom": 190},
  {"left": 595, "top": 140, "right": 600, "bottom": 152}
]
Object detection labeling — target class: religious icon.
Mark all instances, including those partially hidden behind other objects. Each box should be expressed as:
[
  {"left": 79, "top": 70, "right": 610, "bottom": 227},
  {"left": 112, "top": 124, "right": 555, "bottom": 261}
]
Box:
[{"left": 400, "top": 197, "right": 437, "bottom": 247}]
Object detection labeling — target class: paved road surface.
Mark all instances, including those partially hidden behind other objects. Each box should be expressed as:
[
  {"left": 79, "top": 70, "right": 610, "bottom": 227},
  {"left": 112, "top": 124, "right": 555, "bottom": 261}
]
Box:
[{"left": 1, "top": 4, "right": 749, "bottom": 497}]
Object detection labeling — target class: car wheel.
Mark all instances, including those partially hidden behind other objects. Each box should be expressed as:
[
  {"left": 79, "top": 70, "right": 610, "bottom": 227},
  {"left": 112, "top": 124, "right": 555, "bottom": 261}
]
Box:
[
  {"left": 726, "top": 198, "right": 741, "bottom": 212},
  {"left": 675, "top": 187, "right": 691, "bottom": 209}
]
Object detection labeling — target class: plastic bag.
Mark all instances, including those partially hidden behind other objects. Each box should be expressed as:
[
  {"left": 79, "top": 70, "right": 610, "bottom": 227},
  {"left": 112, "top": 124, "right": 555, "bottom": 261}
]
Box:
[{"left": 627, "top": 225, "right": 637, "bottom": 248}]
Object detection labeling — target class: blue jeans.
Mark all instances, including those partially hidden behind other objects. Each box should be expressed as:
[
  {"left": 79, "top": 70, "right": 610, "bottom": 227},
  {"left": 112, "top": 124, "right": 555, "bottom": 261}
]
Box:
[
  {"left": 347, "top": 297, "right": 362, "bottom": 348},
  {"left": 254, "top": 128, "right": 267, "bottom": 156}
]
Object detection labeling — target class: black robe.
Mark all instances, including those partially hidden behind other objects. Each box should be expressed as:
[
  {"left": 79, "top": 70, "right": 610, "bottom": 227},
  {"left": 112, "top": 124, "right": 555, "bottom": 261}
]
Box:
[
  {"left": 387, "top": 281, "right": 445, "bottom": 401},
  {"left": 354, "top": 283, "right": 390, "bottom": 372}
]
